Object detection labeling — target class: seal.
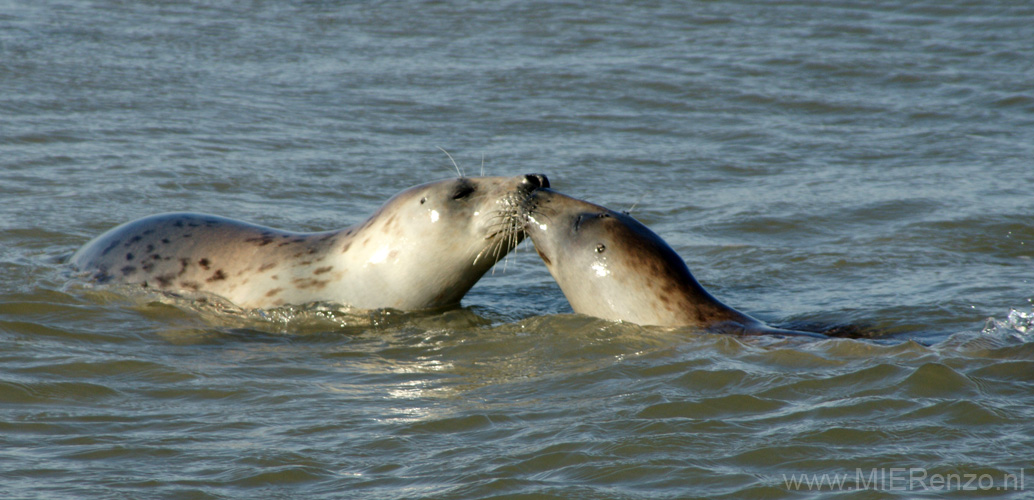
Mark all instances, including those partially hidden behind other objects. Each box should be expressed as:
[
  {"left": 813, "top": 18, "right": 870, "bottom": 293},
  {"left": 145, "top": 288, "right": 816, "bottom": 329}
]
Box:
[
  {"left": 522, "top": 189, "right": 824, "bottom": 337},
  {"left": 71, "top": 174, "right": 550, "bottom": 310}
]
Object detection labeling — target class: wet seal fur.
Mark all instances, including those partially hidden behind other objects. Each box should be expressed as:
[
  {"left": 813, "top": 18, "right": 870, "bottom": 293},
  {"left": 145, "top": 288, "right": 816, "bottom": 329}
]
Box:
[
  {"left": 522, "top": 189, "right": 826, "bottom": 338},
  {"left": 71, "top": 174, "right": 549, "bottom": 310}
]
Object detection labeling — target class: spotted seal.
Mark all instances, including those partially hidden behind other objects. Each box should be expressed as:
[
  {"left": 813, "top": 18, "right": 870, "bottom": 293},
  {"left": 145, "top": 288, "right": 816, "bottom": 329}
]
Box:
[
  {"left": 521, "top": 189, "right": 824, "bottom": 337},
  {"left": 71, "top": 174, "right": 549, "bottom": 310}
]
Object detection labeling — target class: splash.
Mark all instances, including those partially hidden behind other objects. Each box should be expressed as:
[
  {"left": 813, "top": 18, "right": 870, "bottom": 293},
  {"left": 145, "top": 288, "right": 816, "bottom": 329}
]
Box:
[{"left": 982, "top": 307, "right": 1034, "bottom": 341}]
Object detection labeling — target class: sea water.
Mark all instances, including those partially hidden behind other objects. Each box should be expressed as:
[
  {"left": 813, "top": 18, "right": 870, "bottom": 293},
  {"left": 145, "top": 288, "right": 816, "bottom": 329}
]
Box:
[{"left": 2, "top": 1, "right": 1033, "bottom": 498}]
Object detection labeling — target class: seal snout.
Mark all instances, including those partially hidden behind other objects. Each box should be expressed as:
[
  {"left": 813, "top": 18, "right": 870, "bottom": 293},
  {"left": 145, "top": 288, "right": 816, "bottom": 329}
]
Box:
[{"left": 520, "top": 173, "right": 550, "bottom": 191}]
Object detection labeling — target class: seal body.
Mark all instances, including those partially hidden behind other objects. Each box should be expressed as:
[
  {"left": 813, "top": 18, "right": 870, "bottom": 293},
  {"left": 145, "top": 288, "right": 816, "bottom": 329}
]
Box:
[
  {"left": 522, "top": 189, "right": 823, "bottom": 337},
  {"left": 71, "top": 174, "right": 549, "bottom": 310}
]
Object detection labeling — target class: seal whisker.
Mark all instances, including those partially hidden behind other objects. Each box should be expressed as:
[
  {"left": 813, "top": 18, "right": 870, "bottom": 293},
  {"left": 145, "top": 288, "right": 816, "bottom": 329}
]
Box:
[
  {"left": 477, "top": 199, "right": 526, "bottom": 273},
  {"left": 475, "top": 233, "right": 506, "bottom": 269},
  {"left": 499, "top": 218, "right": 517, "bottom": 272},
  {"left": 624, "top": 191, "right": 648, "bottom": 215},
  {"left": 478, "top": 215, "right": 514, "bottom": 260},
  {"left": 484, "top": 211, "right": 518, "bottom": 226},
  {"left": 490, "top": 222, "right": 516, "bottom": 274},
  {"left": 437, "top": 147, "right": 464, "bottom": 178},
  {"left": 504, "top": 216, "right": 524, "bottom": 272},
  {"left": 474, "top": 215, "right": 509, "bottom": 265}
]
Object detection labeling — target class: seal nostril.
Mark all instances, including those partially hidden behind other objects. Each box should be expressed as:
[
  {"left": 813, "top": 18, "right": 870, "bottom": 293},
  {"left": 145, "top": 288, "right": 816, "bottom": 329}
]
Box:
[
  {"left": 521, "top": 174, "right": 550, "bottom": 190},
  {"left": 535, "top": 174, "right": 549, "bottom": 188}
]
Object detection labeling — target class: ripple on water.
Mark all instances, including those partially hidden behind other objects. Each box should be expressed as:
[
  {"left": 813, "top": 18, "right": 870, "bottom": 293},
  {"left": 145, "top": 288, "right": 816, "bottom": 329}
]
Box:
[
  {"left": 636, "top": 393, "right": 786, "bottom": 420},
  {"left": 0, "top": 379, "right": 121, "bottom": 405},
  {"left": 968, "top": 359, "right": 1034, "bottom": 383},
  {"left": 898, "top": 362, "right": 980, "bottom": 399}
]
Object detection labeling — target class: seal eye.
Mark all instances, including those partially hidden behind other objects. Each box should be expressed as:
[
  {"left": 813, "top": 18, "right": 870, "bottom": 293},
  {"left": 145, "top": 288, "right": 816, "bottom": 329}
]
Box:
[
  {"left": 596, "top": 243, "right": 606, "bottom": 253},
  {"left": 451, "top": 184, "right": 476, "bottom": 200},
  {"left": 420, "top": 197, "right": 427, "bottom": 205}
]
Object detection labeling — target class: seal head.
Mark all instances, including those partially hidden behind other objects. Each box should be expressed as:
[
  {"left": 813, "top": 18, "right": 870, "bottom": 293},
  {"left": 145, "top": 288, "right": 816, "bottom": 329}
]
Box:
[{"left": 522, "top": 189, "right": 823, "bottom": 337}]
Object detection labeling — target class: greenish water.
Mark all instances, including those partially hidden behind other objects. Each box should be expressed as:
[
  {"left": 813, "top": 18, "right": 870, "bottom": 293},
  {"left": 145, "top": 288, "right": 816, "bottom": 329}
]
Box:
[{"left": 2, "top": 0, "right": 1033, "bottom": 498}]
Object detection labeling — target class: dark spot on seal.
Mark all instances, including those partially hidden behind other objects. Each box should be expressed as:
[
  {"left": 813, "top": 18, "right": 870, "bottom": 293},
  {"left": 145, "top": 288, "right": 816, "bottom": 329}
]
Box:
[
  {"left": 178, "top": 258, "right": 190, "bottom": 276},
  {"left": 198, "top": 258, "right": 210, "bottom": 270},
  {"left": 292, "top": 238, "right": 306, "bottom": 244},
  {"left": 161, "top": 238, "right": 170, "bottom": 244},
  {"left": 124, "top": 235, "right": 142, "bottom": 247},
  {"left": 145, "top": 244, "right": 155, "bottom": 253},
  {"left": 101, "top": 239, "right": 121, "bottom": 256},
  {"left": 270, "top": 274, "right": 279, "bottom": 280},
  {"left": 182, "top": 233, "right": 192, "bottom": 238},
  {"left": 173, "top": 220, "right": 184, "bottom": 228},
  {"left": 258, "top": 262, "right": 276, "bottom": 272},
  {"left": 319, "top": 234, "right": 333, "bottom": 242},
  {"left": 313, "top": 266, "right": 333, "bottom": 275},
  {"left": 341, "top": 242, "right": 351, "bottom": 253},
  {"left": 243, "top": 231, "right": 277, "bottom": 246},
  {"left": 142, "top": 229, "right": 154, "bottom": 235},
  {"left": 292, "top": 277, "right": 329, "bottom": 290},
  {"left": 155, "top": 274, "right": 174, "bottom": 288},
  {"left": 126, "top": 252, "right": 135, "bottom": 261},
  {"left": 206, "top": 269, "right": 227, "bottom": 282},
  {"left": 265, "top": 288, "right": 283, "bottom": 297},
  {"left": 142, "top": 262, "right": 155, "bottom": 272},
  {"left": 535, "top": 248, "right": 552, "bottom": 266},
  {"left": 180, "top": 280, "right": 201, "bottom": 291},
  {"left": 187, "top": 222, "right": 200, "bottom": 228},
  {"left": 246, "top": 235, "right": 275, "bottom": 246},
  {"left": 120, "top": 265, "right": 136, "bottom": 276}
]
